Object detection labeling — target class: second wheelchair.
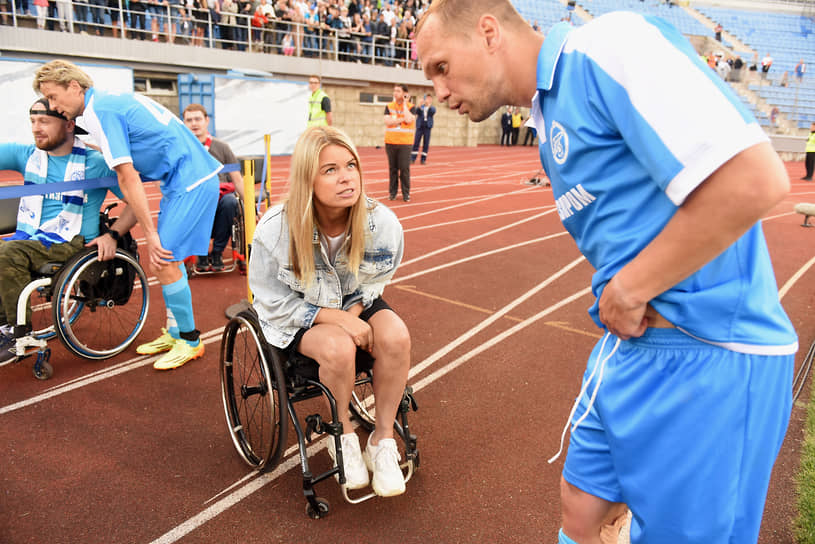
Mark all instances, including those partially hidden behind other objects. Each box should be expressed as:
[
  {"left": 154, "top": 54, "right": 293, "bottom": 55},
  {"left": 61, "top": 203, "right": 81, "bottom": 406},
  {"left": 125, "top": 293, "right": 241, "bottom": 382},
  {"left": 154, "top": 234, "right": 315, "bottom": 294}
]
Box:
[{"left": 3, "top": 203, "right": 150, "bottom": 379}]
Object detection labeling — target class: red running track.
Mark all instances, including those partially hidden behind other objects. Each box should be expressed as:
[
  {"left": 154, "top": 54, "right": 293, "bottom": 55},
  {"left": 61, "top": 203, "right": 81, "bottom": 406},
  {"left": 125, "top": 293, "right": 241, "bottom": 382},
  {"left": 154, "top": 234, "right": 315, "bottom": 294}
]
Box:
[{"left": 0, "top": 145, "right": 813, "bottom": 543}]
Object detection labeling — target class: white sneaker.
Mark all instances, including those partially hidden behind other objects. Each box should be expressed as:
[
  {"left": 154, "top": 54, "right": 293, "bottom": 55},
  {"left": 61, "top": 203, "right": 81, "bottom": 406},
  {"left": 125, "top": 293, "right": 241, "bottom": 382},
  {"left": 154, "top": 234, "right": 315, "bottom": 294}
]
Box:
[
  {"left": 363, "top": 435, "right": 406, "bottom": 497},
  {"left": 327, "top": 432, "right": 370, "bottom": 490}
]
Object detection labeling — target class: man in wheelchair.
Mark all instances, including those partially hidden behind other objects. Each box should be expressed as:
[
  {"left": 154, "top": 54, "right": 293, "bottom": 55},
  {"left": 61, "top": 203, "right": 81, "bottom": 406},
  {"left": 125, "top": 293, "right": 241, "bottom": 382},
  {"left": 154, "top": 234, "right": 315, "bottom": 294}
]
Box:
[
  {"left": 182, "top": 104, "right": 244, "bottom": 273},
  {"left": 249, "top": 126, "right": 410, "bottom": 497},
  {"left": 0, "top": 98, "right": 135, "bottom": 363}
]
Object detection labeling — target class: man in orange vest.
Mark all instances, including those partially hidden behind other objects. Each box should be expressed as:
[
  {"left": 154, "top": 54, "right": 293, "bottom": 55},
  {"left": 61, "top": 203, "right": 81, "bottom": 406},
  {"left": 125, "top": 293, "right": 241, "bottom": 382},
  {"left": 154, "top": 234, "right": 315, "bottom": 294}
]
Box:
[{"left": 384, "top": 84, "right": 417, "bottom": 202}]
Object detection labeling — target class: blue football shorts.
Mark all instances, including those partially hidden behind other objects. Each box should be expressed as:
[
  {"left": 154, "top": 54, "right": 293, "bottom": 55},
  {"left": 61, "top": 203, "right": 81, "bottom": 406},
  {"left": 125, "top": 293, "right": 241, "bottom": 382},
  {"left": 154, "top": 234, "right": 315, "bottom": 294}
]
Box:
[
  {"left": 562, "top": 327, "right": 793, "bottom": 543},
  {"left": 157, "top": 175, "right": 219, "bottom": 261}
]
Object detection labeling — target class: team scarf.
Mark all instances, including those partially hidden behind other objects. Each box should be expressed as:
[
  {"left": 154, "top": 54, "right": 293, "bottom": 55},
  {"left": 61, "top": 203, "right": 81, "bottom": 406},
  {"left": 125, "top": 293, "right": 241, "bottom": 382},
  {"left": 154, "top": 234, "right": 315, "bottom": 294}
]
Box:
[{"left": 9, "top": 137, "right": 87, "bottom": 248}]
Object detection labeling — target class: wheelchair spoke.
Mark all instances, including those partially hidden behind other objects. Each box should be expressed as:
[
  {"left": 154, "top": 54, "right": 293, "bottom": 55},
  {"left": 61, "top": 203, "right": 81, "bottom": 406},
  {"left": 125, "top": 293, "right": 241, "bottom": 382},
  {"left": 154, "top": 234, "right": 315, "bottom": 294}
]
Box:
[{"left": 53, "top": 250, "right": 149, "bottom": 360}]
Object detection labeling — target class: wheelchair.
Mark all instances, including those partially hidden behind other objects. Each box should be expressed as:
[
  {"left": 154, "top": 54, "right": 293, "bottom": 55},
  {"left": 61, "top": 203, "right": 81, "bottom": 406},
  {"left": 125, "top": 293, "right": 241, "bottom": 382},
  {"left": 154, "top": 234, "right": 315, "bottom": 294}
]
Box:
[
  {"left": 219, "top": 306, "right": 420, "bottom": 518},
  {"left": 185, "top": 193, "right": 247, "bottom": 276},
  {"left": 1, "top": 203, "right": 150, "bottom": 380}
]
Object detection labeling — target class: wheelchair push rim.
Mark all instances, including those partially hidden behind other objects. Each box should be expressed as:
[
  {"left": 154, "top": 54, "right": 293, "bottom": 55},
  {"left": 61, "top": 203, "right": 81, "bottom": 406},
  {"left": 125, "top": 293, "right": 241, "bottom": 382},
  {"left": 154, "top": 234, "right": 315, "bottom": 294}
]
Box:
[{"left": 51, "top": 248, "right": 149, "bottom": 360}]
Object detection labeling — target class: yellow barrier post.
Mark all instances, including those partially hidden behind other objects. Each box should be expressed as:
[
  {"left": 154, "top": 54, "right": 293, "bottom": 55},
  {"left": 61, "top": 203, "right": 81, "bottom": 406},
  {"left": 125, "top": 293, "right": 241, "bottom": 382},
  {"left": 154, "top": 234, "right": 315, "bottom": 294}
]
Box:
[
  {"left": 263, "top": 134, "right": 273, "bottom": 213},
  {"left": 242, "top": 158, "right": 256, "bottom": 304}
]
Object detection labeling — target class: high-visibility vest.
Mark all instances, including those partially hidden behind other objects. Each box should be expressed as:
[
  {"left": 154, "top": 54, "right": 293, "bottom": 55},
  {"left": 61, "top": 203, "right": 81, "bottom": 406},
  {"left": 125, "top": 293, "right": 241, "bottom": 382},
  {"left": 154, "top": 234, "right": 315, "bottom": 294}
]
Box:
[
  {"left": 384, "top": 100, "right": 415, "bottom": 145},
  {"left": 307, "top": 89, "right": 329, "bottom": 127},
  {"left": 807, "top": 131, "right": 815, "bottom": 153}
]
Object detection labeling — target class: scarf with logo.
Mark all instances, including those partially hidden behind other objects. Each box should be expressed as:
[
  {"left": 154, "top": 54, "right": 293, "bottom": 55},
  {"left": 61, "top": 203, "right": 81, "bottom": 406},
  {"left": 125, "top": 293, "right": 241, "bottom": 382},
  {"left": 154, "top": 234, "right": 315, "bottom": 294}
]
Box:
[{"left": 9, "top": 137, "right": 86, "bottom": 248}]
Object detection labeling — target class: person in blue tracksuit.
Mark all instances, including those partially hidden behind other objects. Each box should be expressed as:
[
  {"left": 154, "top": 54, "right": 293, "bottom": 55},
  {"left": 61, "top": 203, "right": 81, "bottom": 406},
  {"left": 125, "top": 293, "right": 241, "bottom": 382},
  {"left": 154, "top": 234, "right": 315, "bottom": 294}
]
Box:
[
  {"left": 34, "top": 60, "right": 223, "bottom": 371},
  {"left": 416, "top": 3, "right": 796, "bottom": 543}
]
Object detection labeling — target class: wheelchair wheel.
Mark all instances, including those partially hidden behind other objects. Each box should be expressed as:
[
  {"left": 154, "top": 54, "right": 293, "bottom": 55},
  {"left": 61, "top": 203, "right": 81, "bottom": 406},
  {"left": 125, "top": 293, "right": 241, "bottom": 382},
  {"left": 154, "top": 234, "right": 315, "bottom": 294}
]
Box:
[
  {"left": 51, "top": 249, "right": 149, "bottom": 360},
  {"left": 349, "top": 368, "right": 376, "bottom": 432},
  {"left": 220, "top": 309, "right": 288, "bottom": 471}
]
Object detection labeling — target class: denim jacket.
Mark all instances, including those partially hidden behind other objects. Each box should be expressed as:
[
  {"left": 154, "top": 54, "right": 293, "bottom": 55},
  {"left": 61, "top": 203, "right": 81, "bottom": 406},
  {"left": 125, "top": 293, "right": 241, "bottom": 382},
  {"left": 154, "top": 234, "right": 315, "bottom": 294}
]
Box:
[{"left": 249, "top": 198, "right": 404, "bottom": 348}]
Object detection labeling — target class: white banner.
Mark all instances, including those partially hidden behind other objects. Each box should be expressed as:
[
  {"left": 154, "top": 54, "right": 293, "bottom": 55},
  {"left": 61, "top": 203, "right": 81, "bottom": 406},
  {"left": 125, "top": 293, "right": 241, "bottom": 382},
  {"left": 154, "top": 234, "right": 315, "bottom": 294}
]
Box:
[
  {"left": 213, "top": 76, "right": 308, "bottom": 157},
  {"left": 0, "top": 59, "right": 133, "bottom": 146}
]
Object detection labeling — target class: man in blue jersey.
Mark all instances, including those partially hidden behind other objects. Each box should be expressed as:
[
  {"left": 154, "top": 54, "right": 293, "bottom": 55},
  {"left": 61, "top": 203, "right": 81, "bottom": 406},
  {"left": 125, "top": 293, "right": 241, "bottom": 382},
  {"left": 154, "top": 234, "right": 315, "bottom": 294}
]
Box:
[
  {"left": 416, "top": 2, "right": 796, "bottom": 544},
  {"left": 0, "top": 98, "right": 135, "bottom": 363},
  {"left": 33, "top": 60, "right": 223, "bottom": 371}
]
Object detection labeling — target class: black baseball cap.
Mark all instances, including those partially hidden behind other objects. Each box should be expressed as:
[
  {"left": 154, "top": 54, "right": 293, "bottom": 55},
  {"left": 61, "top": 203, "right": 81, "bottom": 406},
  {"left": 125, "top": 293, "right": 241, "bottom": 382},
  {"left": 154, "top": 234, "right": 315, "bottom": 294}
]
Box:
[{"left": 29, "top": 98, "right": 88, "bottom": 135}]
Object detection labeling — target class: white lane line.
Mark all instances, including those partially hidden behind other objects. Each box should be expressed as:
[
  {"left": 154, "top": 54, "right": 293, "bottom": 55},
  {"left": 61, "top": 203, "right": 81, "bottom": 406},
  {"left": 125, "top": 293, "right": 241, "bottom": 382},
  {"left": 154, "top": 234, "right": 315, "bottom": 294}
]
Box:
[
  {"left": 399, "top": 209, "right": 559, "bottom": 268},
  {"left": 146, "top": 259, "right": 590, "bottom": 544},
  {"left": 402, "top": 207, "right": 549, "bottom": 233},
  {"left": 148, "top": 442, "right": 324, "bottom": 544},
  {"left": 779, "top": 254, "right": 815, "bottom": 301},
  {"left": 399, "top": 187, "right": 537, "bottom": 222},
  {"left": 406, "top": 255, "right": 587, "bottom": 379},
  {"left": 411, "top": 286, "right": 593, "bottom": 392},
  {"left": 393, "top": 232, "right": 571, "bottom": 285},
  {"left": 0, "top": 331, "right": 224, "bottom": 416}
]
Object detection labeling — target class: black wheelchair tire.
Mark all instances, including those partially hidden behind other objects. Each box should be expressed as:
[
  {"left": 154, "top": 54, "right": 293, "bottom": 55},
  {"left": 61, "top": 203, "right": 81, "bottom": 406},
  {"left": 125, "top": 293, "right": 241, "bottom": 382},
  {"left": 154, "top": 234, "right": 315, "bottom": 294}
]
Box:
[
  {"left": 220, "top": 309, "right": 288, "bottom": 472},
  {"left": 51, "top": 248, "right": 149, "bottom": 360}
]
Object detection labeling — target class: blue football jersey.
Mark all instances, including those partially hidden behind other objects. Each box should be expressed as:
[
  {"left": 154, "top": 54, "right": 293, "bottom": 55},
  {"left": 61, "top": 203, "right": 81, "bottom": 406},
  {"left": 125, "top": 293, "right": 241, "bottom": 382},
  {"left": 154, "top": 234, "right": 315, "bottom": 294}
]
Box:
[
  {"left": 80, "top": 88, "right": 222, "bottom": 196},
  {"left": 531, "top": 12, "right": 796, "bottom": 354}
]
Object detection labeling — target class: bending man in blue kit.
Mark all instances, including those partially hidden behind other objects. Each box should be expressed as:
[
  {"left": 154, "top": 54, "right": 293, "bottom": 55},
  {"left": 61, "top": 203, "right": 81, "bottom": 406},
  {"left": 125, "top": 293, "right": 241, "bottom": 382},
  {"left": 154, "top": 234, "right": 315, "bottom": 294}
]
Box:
[
  {"left": 416, "top": 2, "right": 797, "bottom": 543},
  {"left": 34, "top": 60, "right": 223, "bottom": 371}
]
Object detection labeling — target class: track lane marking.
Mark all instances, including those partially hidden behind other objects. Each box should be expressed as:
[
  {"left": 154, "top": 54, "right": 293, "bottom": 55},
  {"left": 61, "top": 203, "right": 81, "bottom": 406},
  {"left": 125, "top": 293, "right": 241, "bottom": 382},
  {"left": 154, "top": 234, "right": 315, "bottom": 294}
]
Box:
[{"left": 394, "top": 232, "right": 570, "bottom": 284}]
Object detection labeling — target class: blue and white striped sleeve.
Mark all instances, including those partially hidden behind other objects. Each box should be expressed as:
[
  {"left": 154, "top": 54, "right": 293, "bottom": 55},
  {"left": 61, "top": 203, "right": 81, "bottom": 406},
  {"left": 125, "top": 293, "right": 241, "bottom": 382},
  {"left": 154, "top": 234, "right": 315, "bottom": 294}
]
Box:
[{"left": 572, "top": 12, "right": 767, "bottom": 205}]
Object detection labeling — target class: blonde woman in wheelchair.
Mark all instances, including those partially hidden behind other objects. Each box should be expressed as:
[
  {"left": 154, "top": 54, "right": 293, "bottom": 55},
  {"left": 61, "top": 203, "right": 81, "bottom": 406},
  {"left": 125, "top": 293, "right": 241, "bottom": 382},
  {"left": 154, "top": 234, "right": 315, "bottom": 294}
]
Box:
[{"left": 249, "top": 125, "right": 410, "bottom": 497}]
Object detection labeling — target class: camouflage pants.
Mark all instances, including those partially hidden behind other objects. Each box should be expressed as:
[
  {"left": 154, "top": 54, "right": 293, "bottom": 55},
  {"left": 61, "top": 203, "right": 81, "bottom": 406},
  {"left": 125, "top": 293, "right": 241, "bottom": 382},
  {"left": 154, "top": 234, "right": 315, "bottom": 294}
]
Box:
[{"left": 0, "top": 236, "right": 85, "bottom": 326}]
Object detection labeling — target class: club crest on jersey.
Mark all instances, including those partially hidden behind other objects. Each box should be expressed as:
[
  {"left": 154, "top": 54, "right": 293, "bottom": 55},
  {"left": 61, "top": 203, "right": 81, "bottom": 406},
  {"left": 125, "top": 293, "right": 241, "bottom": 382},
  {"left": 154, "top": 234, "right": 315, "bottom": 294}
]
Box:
[{"left": 550, "top": 121, "right": 568, "bottom": 165}]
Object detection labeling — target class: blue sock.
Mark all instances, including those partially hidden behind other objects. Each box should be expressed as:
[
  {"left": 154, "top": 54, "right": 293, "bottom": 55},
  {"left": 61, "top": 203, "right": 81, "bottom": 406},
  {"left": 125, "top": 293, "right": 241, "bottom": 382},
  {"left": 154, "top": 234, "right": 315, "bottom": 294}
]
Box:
[
  {"left": 161, "top": 265, "right": 196, "bottom": 343},
  {"left": 558, "top": 529, "right": 579, "bottom": 544}
]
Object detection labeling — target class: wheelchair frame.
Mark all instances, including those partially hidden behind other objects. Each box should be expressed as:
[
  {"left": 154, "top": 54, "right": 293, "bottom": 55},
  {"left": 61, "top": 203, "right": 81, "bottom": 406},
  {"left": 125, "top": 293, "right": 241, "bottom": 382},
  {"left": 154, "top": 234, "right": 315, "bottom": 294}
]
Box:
[
  {"left": 219, "top": 307, "right": 419, "bottom": 518},
  {"left": 2, "top": 203, "right": 150, "bottom": 380}
]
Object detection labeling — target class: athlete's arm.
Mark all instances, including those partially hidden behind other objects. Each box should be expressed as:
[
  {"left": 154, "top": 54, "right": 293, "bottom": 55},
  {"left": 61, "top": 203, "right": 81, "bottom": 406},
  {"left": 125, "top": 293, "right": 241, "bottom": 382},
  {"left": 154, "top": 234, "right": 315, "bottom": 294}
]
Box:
[
  {"left": 86, "top": 204, "right": 138, "bottom": 261},
  {"left": 114, "top": 162, "right": 174, "bottom": 268},
  {"left": 598, "top": 142, "right": 790, "bottom": 339}
]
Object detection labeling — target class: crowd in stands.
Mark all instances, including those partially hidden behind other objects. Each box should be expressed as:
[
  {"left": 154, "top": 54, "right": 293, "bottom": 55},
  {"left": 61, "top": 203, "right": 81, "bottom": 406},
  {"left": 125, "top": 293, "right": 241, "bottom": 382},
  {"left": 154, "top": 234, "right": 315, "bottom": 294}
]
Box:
[{"left": 0, "top": 0, "right": 430, "bottom": 66}]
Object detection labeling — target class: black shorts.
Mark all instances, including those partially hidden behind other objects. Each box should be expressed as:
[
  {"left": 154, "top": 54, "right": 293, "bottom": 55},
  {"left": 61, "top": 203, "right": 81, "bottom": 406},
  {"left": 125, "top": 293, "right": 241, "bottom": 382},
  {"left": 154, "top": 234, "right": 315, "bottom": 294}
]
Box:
[{"left": 284, "top": 297, "right": 392, "bottom": 374}]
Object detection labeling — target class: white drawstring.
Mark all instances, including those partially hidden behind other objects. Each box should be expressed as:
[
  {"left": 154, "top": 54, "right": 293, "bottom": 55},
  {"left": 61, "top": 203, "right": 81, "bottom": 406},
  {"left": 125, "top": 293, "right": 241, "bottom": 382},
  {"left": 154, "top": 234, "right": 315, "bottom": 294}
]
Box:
[{"left": 548, "top": 332, "right": 621, "bottom": 464}]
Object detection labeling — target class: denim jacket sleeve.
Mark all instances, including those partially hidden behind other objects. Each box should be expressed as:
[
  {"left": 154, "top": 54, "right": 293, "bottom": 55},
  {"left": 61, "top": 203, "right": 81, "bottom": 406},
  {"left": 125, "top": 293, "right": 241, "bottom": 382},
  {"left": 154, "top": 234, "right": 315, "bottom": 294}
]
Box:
[
  {"left": 248, "top": 206, "right": 321, "bottom": 348},
  {"left": 343, "top": 201, "right": 404, "bottom": 310}
]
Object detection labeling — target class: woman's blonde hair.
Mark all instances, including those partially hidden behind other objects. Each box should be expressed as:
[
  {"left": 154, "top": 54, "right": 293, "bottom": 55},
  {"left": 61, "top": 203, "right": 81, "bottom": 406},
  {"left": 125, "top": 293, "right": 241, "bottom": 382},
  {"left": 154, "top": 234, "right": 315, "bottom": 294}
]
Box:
[
  {"left": 286, "top": 125, "right": 372, "bottom": 285},
  {"left": 33, "top": 60, "right": 94, "bottom": 93}
]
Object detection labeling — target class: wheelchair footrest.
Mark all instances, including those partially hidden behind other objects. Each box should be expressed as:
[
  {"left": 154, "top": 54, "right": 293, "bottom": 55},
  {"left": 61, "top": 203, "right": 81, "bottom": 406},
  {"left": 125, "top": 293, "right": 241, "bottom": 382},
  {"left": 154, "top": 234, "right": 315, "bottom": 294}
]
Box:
[{"left": 13, "top": 334, "right": 48, "bottom": 357}]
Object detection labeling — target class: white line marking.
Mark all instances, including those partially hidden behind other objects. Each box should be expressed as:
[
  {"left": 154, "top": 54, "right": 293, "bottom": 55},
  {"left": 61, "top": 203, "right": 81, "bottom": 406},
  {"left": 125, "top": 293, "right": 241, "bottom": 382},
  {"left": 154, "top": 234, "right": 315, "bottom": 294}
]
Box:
[
  {"left": 0, "top": 331, "right": 223, "bottom": 415},
  {"left": 399, "top": 209, "right": 559, "bottom": 268},
  {"left": 393, "top": 232, "right": 571, "bottom": 284},
  {"left": 779, "top": 254, "right": 815, "bottom": 301}
]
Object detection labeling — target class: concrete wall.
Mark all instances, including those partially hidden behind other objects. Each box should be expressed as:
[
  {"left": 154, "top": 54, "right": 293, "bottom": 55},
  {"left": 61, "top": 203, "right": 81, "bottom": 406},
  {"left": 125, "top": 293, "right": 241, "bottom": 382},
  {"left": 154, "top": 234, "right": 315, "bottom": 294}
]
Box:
[{"left": 326, "top": 82, "right": 508, "bottom": 148}]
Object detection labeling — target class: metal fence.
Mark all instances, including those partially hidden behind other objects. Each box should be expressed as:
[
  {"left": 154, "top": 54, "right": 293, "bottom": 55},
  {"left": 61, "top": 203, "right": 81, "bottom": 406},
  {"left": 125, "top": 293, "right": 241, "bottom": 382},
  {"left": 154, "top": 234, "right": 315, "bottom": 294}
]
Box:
[{"left": 1, "top": 0, "right": 419, "bottom": 68}]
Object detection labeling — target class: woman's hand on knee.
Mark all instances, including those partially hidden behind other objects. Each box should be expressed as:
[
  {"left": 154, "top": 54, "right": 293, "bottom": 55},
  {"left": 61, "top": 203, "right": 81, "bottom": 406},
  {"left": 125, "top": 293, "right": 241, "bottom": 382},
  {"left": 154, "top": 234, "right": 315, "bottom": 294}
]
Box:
[{"left": 315, "top": 308, "right": 373, "bottom": 352}]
